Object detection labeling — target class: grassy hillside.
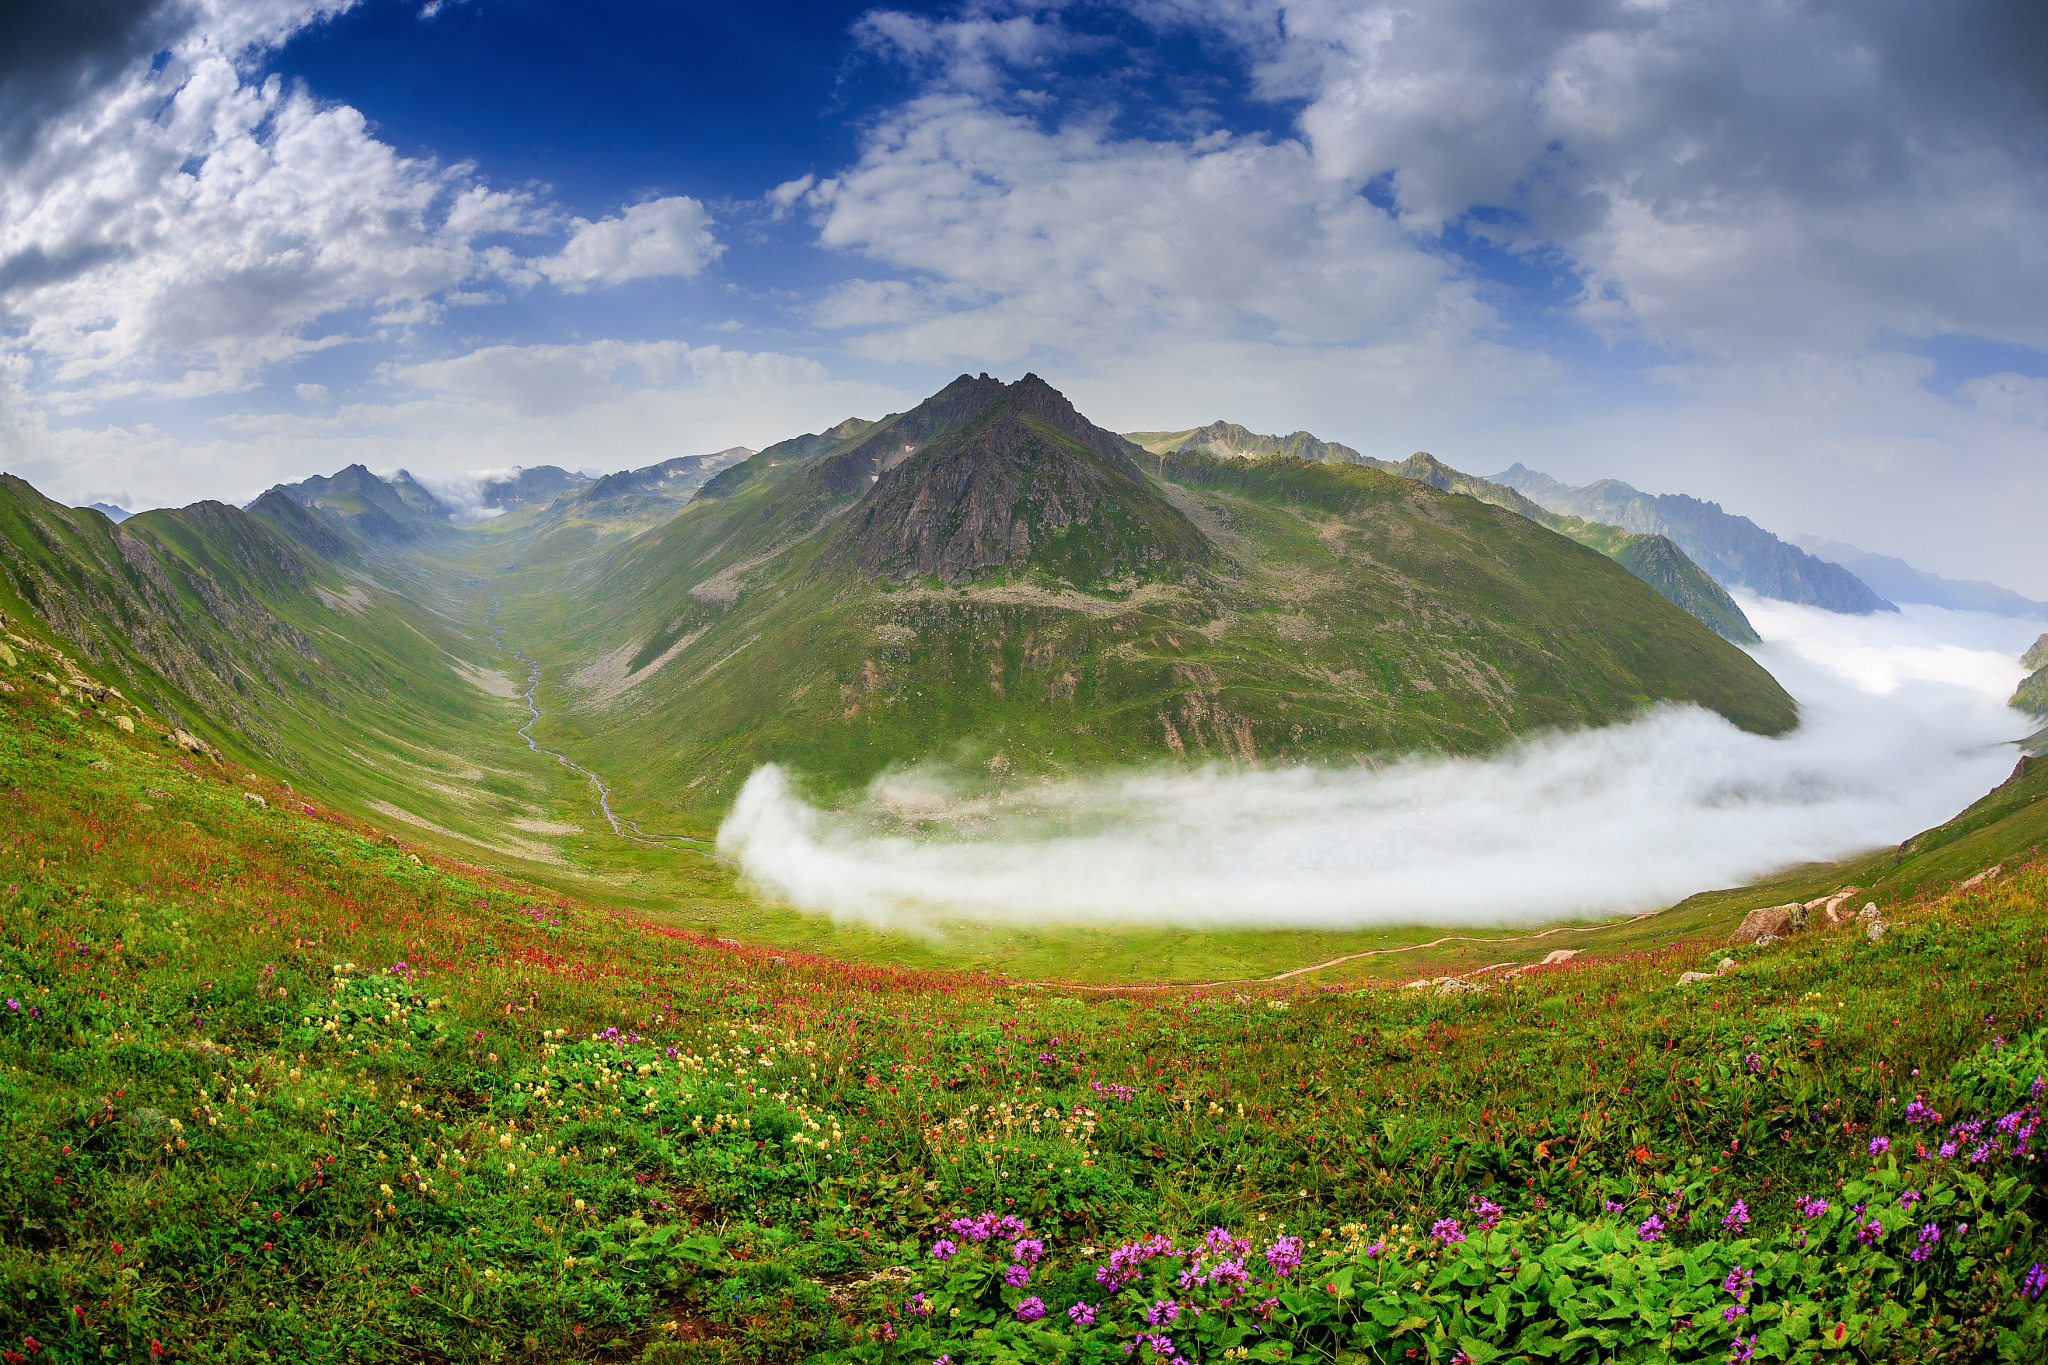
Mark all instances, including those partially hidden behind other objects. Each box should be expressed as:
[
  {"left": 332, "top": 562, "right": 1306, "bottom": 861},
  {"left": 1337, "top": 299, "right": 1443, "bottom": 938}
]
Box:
[
  {"left": 483, "top": 386, "right": 1793, "bottom": 828},
  {"left": 2, "top": 667, "right": 2044, "bottom": 1362}
]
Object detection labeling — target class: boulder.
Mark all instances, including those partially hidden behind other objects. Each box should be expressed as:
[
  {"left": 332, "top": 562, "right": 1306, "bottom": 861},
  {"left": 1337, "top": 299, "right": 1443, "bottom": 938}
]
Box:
[
  {"left": 1866, "top": 921, "right": 1887, "bottom": 942},
  {"left": 1540, "top": 949, "right": 1580, "bottom": 965},
  {"left": 0, "top": 642, "right": 13, "bottom": 667},
  {"left": 111, "top": 714, "right": 134, "bottom": 734},
  {"left": 1956, "top": 865, "right": 2003, "bottom": 892},
  {"left": 242, "top": 792, "right": 266, "bottom": 807},
  {"left": 1729, "top": 904, "right": 1797, "bottom": 945},
  {"left": 1716, "top": 958, "right": 1738, "bottom": 975},
  {"left": 1676, "top": 971, "right": 1718, "bottom": 986},
  {"left": 165, "top": 729, "right": 208, "bottom": 755},
  {"left": 1435, "top": 978, "right": 1487, "bottom": 997}
]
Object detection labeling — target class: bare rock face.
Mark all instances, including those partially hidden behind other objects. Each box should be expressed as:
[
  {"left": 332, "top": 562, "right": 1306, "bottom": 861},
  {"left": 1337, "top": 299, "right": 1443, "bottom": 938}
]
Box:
[
  {"left": 826, "top": 375, "right": 1209, "bottom": 588},
  {"left": 1730, "top": 903, "right": 1797, "bottom": 945},
  {"left": 1540, "top": 949, "right": 1579, "bottom": 965}
]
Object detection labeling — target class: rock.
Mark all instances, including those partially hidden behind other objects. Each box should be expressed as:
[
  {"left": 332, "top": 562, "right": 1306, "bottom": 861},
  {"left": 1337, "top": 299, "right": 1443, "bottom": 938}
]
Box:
[
  {"left": 1956, "top": 865, "right": 2003, "bottom": 892},
  {"left": 35, "top": 671, "right": 58, "bottom": 686},
  {"left": 165, "top": 729, "right": 208, "bottom": 755},
  {"left": 142, "top": 788, "right": 168, "bottom": 799},
  {"left": 86, "top": 758, "right": 112, "bottom": 771},
  {"left": 1435, "top": 978, "right": 1487, "bottom": 996},
  {"left": 1729, "top": 903, "right": 1797, "bottom": 945},
  {"left": 1858, "top": 903, "right": 1880, "bottom": 921},
  {"left": 1540, "top": 949, "right": 1579, "bottom": 965},
  {"left": 1866, "top": 921, "right": 1887, "bottom": 942},
  {"left": 0, "top": 641, "right": 13, "bottom": 667},
  {"left": 242, "top": 792, "right": 266, "bottom": 807},
  {"left": 1400, "top": 979, "right": 1430, "bottom": 990},
  {"left": 1716, "top": 958, "right": 1738, "bottom": 975},
  {"left": 1676, "top": 971, "right": 1718, "bottom": 986},
  {"left": 112, "top": 715, "right": 133, "bottom": 733},
  {"left": 1751, "top": 935, "right": 1780, "bottom": 947},
  {"left": 717, "top": 938, "right": 742, "bottom": 947}
]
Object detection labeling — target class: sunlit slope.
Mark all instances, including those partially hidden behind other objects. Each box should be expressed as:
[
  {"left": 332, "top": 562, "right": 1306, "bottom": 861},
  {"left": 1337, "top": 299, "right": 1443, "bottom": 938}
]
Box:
[
  {"left": 0, "top": 474, "right": 559, "bottom": 847},
  {"left": 493, "top": 379, "right": 1795, "bottom": 825}
]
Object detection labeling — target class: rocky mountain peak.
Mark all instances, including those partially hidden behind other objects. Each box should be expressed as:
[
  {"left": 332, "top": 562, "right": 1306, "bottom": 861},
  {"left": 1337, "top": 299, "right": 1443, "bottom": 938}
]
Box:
[{"left": 821, "top": 374, "right": 1206, "bottom": 588}]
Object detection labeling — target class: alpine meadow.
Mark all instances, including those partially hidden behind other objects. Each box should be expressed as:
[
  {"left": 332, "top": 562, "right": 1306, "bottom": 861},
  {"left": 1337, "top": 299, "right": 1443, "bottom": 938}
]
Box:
[{"left": 3, "top": 3, "right": 2047, "bottom": 1364}]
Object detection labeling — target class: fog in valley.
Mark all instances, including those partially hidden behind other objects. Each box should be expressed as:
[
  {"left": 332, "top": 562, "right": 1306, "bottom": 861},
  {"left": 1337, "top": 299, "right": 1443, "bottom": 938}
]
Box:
[{"left": 719, "top": 600, "right": 2040, "bottom": 932}]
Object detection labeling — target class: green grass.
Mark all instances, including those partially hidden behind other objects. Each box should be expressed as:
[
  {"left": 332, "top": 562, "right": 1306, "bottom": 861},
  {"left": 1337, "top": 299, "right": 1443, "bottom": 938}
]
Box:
[{"left": 3, "top": 670, "right": 2046, "bottom": 1361}]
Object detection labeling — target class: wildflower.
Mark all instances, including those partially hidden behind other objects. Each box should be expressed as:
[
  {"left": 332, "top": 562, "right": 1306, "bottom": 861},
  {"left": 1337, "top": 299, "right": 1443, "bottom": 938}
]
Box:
[
  {"left": 1265, "top": 1235, "right": 1304, "bottom": 1274},
  {"left": 1467, "top": 1195, "right": 1503, "bottom": 1230},
  {"left": 1144, "top": 1299, "right": 1180, "bottom": 1326},
  {"left": 1002, "top": 1263, "right": 1031, "bottom": 1288},
  {"left": 1729, "top": 1333, "right": 1756, "bottom": 1362},
  {"left": 1429, "top": 1218, "right": 1465, "bottom": 1245},
  {"left": 1013, "top": 1297, "right": 1045, "bottom": 1323},
  {"left": 1067, "top": 1302, "right": 1096, "bottom": 1326},
  {"left": 1722, "top": 1304, "right": 1744, "bottom": 1324},
  {"left": 1603, "top": 1198, "right": 1623, "bottom": 1213},
  {"left": 1744, "top": 1053, "right": 1762, "bottom": 1074},
  {"left": 1722, "top": 1265, "right": 1754, "bottom": 1298},
  {"left": 1868, "top": 1136, "right": 1890, "bottom": 1156},
  {"left": 1907, "top": 1223, "right": 1941, "bottom": 1263},
  {"left": 929, "top": 1239, "right": 958, "bottom": 1260},
  {"left": 1636, "top": 1214, "right": 1665, "bottom": 1242},
  {"left": 2022, "top": 1262, "right": 2048, "bottom": 1299},
  {"left": 1898, "top": 1190, "right": 1922, "bottom": 1210},
  {"left": 907, "top": 1293, "right": 930, "bottom": 1317},
  {"left": 1854, "top": 1219, "right": 1884, "bottom": 1247},
  {"left": 1722, "top": 1199, "right": 1749, "bottom": 1232},
  {"left": 1796, "top": 1195, "right": 1829, "bottom": 1218},
  {"left": 1013, "top": 1236, "right": 1044, "bottom": 1264}
]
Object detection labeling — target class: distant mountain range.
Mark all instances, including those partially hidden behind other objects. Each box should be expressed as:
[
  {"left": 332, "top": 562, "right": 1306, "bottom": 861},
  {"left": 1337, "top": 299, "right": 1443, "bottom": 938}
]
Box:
[
  {"left": 1490, "top": 465, "right": 1897, "bottom": 615},
  {"left": 1791, "top": 536, "right": 2048, "bottom": 619},
  {"left": 1127, "top": 421, "right": 1370, "bottom": 466},
  {"left": 84, "top": 502, "right": 133, "bottom": 523}
]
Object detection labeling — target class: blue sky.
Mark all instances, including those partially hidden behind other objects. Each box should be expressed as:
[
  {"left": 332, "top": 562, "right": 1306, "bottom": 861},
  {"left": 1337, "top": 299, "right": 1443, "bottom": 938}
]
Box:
[{"left": 1, "top": 0, "right": 2045, "bottom": 593}]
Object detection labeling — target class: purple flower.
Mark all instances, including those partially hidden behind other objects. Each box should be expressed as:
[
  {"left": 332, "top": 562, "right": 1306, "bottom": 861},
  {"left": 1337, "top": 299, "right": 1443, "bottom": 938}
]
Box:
[
  {"left": 1013, "top": 1237, "right": 1044, "bottom": 1264},
  {"left": 1899, "top": 1190, "right": 1923, "bottom": 1209},
  {"left": 1636, "top": 1214, "right": 1665, "bottom": 1242},
  {"left": 1013, "top": 1296, "right": 1045, "bottom": 1323},
  {"left": 1467, "top": 1195, "right": 1503, "bottom": 1230},
  {"left": 1907, "top": 1222, "right": 1941, "bottom": 1263},
  {"left": 1854, "top": 1218, "right": 1885, "bottom": 1247},
  {"left": 1264, "top": 1235, "right": 1304, "bottom": 1274},
  {"left": 1603, "top": 1198, "right": 1624, "bottom": 1213},
  {"left": 1003, "top": 1263, "right": 1031, "bottom": 1288},
  {"left": 1722, "top": 1199, "right": 1749, "bottom": 1232},
  {"left": 1096, "top": 1234, "right": 1175, "bottom": 1292},
  {"left": 1067, "top": 1301, "right": 1096, "bottom": 1326},
  {"left": 1939, "top": 1141, "right": 1957, "bottom": 1159},
  {"left": 1144, "top": 1299, "right": 1180, "bottom": 1326},
  {"left": 1362, "top": 1240, "right": 1387, "bottom": 1259},
  {"left": 1431, "top": 1218, "right": 1466, "bottom": 1245},
  {"left": 907, "top": 1293, "right": 930, "bottom": 1317},
  {"left": 929, "top": 1239, "right": 958, "bottom": 1260},
  {"left": 1904, "top": 1099, "right": 1941, "bottom": 1127},
  {"left": 1868, "top": 1136, "right": 1890, "bottom": 1156},
  {"left": 1722, "top": 1304, "right": 1744, "bottom": 1324},
  {"left": 1722, "top": 1265, "right": 1753, "bottom": 1298},
  {"left": 1744, "top": 1053, "right": 1762, "bottom": 1074},
  {"left": 1729, "top": 1333, "right": 1756, "bottom": 1363},
  {"left": 2022, "top": 1262, "right": 2048, "bottom": 1300}
]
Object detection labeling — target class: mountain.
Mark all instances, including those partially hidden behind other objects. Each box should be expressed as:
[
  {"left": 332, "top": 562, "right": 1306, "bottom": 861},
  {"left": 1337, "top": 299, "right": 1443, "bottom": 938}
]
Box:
[
  {"left": 268, "top": 463, "right": 455, "bottom": 546},
  {"left": 512, "top": 375, "right": 1793, "bottom": 819},
  {"left": 571, "top": 448, "right": 756, "bottom": 523},
  {"left": 1791, "top": 535, "right": 2048, "bottom": 619},
  {"left": 1492, "top": 464, "right": 1896, "bottom": 614},
  {"left": 1376, "top": 453, "right": 1760, "bottom": 645},
  {"left": 2014, "top": 634, "right": 2048, "bottom": 718},
  {"left": 84, "top": 501, "right": 133, "bottom": 523},
  {"left": 474, "top": 465, "right": 593, "bottom": 512},
  {"left": 1126, "top": 420, "right": 1371, "bottom": 466}
]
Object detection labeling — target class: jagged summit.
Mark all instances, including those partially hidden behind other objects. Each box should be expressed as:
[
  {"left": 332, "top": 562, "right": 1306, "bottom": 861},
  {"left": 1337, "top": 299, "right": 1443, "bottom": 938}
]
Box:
[
  {"left": 1127, "top": 420, "right": 1369, "bottom": 466},
  {"left": 821, "top": 373, "right": 1208, "bottom": 588}
]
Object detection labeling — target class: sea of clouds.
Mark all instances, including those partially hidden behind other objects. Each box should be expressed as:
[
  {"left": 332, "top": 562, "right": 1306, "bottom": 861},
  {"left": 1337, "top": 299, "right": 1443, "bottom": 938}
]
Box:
[{"left": 717, "top": 599, "right": 2043, "bottom": 932}]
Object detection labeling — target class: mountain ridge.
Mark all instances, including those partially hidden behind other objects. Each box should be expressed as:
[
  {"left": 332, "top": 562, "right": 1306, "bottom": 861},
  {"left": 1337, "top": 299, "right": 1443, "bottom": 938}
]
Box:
[
  {"left": 1791, "top": 534, "right": 2048, "bottom": 619},
  {"left": 1492, "top": 463, "right": 1897, "bottom": 614}
]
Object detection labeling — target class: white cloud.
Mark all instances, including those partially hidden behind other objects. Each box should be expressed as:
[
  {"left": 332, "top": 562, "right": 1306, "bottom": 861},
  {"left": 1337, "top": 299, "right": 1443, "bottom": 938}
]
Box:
[
  {"left": 719, "top": 601, "right": 2039, "bottom": 931},
  {"left": 1961, "top": 372, "right": 2048, "bottom": 426},
  {"left": 293, "top": 382, "right": 328, "bottom": 402},
  {"left": 0, "top": 338, "right": 909, "bottom": 512},
  {"left": 531, "top": 196, "right": 723, "bottom": 292}
]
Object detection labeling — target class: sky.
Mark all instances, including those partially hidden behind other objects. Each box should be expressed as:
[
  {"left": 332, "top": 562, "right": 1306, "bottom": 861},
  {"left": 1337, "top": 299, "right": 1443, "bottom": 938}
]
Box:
[{"left": 1, "top": 0, "right": 2044, "bottom": 593}]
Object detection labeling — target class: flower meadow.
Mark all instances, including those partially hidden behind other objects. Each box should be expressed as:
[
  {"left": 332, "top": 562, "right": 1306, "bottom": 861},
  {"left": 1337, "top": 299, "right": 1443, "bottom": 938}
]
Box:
[{"left": 2, "top": 669, "right": 2048, "bottom": 1361}]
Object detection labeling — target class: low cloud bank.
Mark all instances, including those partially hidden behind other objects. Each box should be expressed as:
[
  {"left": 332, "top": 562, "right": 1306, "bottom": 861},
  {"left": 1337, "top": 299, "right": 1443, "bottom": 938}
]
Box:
[
  {"left": 405, "top": 469, "right": 518, "bottom": 523},
  {"left": 718, "top": 601, "right": 2039, "bottom": 931}
]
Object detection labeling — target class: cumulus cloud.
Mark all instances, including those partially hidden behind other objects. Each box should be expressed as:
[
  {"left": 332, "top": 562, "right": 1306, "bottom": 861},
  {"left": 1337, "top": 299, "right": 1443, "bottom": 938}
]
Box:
[
  {"left": 718, "top": 600, "right": 2040, "bottom": 932},
  {"left": 531, "top": 196, "right": 723, "bottom": 292}
]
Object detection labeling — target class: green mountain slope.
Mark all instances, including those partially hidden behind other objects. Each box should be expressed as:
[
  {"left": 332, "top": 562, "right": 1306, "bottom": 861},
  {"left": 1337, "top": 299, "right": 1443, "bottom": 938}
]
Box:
[
  {"left": 491, "top": 377, "right": 1793, "bottom": 822},
  {"left": 0, "top": 474, "right": 568, "bottom": 855},
  {"left": 1493, "top": 463, "right": 1896, "bottom": 614},
  {"left": 1387, "top": 453, "right": 1760, "bottom": 644},
  {"left": 2013, "top": 633, "right": 2048, "bottom": 718}
]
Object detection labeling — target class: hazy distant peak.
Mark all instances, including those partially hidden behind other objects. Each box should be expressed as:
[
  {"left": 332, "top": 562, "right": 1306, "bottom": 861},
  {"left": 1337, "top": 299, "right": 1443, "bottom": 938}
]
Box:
[
  {"left": 83, "top": 501, "right": 132, "bottom": 523},
  {"left": 1126, "top": 420, "right": 1369, "bottom": 466},
  {"left": 1790, "top": 533, "right": 2048, "bottom": 619}
]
